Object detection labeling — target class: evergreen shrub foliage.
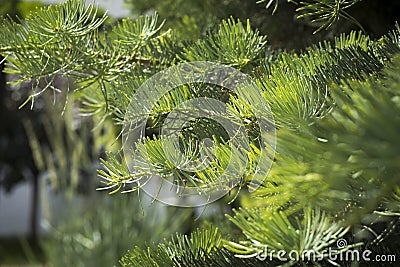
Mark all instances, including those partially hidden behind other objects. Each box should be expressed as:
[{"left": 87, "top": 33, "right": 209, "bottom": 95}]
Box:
[{"left": 1, "top": 0, "right": 399, "bottom": 266}]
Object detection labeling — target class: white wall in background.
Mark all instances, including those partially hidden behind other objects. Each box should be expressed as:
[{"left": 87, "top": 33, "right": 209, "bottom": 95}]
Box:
[
  {"left": 27, "top": 0, "right": 131, "bottom": 18},
  {"left": 0, "top": 182, "right": 32, "bottom": 236}
]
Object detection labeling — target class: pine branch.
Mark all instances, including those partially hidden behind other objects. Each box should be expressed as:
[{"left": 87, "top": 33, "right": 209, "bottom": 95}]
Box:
[
  {"left": 0, "top": 0, "right": 173, "bottom": 109},
  {"left": 119, "top": 226, "right": 222, "bottom": 267},
  {"left": 225, "top": 207, "right": 357, "bottom": 265},
  {"left": 296, "top": 0, "right": 364, "bottom": 34},
  {"left": 119, "top": 225, "right": 273, "bottom": 266},
  {"left": 179, "top": 18, "right": 267, "bottom": 69},
  {"left": 253, "top": 53, "right": 400, "bottom": 222}
]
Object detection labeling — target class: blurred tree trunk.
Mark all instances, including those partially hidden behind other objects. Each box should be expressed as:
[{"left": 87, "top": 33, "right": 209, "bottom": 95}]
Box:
[
  {"left": 0, "top": 56, "right": 39, "bottom": 242},
  {"left": 1, "top": 0, "right": 40, "bottom": 241},
  {"left": 30, "top": 172, "right": 39, "bottom": 241},
  {"left": 0, "top": 56, "right": 5, "bottom": 119}
]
